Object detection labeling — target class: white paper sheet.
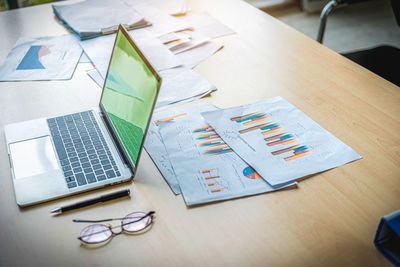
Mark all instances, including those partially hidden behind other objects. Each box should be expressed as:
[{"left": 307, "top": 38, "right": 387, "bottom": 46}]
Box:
[
  {"left": 167, "top": 31, "right": 210, "bottom": 55},
  {"left": 202, "top": 96, "right": 362, "bottom": 186},
  {"left": 158, "top": 32, "right": 190, "bottom": 44},
  {"left": 177, "top": 41, "right": 223, "bottom": 69},
  {"left": 129, "top": 3, "right": 192, "bottom": 37},
  {"left": 86, "top": 68, "right": 104, "bottom": 87},
  {"left": 156, "top": 102, "right": 295, "bottom": 205},
  {"left": 0, "top": 35, "right": 82, "bottom": 81},
  {"left": 123, "top": 0, "right": 190, "bottom": 15},
  {"left": 87, "top": 66, "right": 216, "bottom": 110},
  {"left": 144, "top": 103, "right": 212, "bottom": 194},
  {"left": 155, "top": 67, "right": 216, "bottom": 109},
  {"left": 177, "top": 12, "right": 235, "bottom": 39},
  {"left": 79, "top": 51, "right": 91, "bottom": 63},
  {"left": 80, "top": 29, "right": 182, "bottom": 79}
]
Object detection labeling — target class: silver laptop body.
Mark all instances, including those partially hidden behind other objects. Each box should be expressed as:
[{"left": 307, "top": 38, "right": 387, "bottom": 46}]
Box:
[{"left": 4, "top": 25, "right": 161, "bottom": 206}]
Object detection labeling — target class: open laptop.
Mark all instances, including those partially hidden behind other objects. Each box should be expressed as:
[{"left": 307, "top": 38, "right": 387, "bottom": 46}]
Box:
[{"left": 4, "top": 25, "right": 161, "bottom": 206}]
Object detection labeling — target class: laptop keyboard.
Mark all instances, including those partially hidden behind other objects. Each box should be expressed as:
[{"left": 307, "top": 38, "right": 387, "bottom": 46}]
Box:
[{"left": 47, "top": 111, "right": 121, "bottom": 189}]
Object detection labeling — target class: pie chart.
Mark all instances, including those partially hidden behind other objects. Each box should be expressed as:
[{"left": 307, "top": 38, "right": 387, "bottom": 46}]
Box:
[{"left": 243, "top": 166, "right": 262, "bottom": 179}]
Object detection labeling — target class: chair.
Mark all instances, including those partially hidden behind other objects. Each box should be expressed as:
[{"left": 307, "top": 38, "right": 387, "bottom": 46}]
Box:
[
  {"left": 317, "top": 0, "right": 400, "bottom": 87},
  {"left": 6, "top": 0, "right": 19, "bottom": 9}
]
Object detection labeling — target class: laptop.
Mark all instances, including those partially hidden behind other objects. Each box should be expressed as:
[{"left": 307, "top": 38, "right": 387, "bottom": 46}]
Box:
[{"left": 4, "top": 25, "right": 161, "bottom": 206}]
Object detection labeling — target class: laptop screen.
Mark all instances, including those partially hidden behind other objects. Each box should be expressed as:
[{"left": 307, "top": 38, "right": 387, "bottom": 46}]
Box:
[{"left": 100, "top": 27, "right": 160, "bottom": 169}]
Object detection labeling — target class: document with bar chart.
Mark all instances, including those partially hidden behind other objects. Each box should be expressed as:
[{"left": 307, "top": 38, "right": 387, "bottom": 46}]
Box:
[
  {"left": 201, "top": 96, "right": 361, "bottom": 186},
  {"left": 0, "top": 35, "right": 82, "bottom": 81},
  {"left": 144, "top": 102, "right": 217, "bottom": 195},
  {"left": 157, "top": 102, "right": 294, "bottom": 205}
]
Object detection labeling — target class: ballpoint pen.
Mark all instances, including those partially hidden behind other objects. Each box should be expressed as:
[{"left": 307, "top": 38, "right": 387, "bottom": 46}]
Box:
[{"left": 51, "top": 189, "right": 130, "bottom": 214}]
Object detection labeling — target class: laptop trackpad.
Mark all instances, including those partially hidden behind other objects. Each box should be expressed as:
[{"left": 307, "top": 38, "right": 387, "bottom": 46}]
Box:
[{"left": 9, "top": 136, "right": 59, "bottom": 179}]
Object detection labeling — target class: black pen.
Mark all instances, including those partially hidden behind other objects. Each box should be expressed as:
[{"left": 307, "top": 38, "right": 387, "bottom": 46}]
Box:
[{"left": 51, "top": 189, "right": 131, "bottom": 214}]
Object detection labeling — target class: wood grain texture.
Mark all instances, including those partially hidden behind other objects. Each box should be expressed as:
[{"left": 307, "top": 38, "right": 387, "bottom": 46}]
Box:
[{"left": 0, "top": 0, "right": 399, "bottom": 266}]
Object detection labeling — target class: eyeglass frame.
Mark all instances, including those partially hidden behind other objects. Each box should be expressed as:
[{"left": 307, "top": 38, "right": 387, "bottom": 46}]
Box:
[{"left": 74, "top": 211, "right": 155, "bottom": 245}]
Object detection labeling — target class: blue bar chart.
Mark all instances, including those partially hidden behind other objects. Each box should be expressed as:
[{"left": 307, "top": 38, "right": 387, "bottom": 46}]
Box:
[
  {"left": 271, "top": 145, "right": 311, "bottom": 161},
  {"left": 231, "top": 111, "right": 311, "bottom": 162},
  {"left": 193, "top": 126, "right": 233, "bottom": 155}
]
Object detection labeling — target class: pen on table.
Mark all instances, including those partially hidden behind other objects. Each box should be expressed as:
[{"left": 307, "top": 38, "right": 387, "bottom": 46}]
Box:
[{"left": 51, "top": 189, "right": 131, "bottom": 214}]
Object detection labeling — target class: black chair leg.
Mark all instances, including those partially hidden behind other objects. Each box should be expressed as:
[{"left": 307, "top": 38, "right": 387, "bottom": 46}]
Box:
[{"left": 317, "top": 0, "right": 340, "bottom": 43}]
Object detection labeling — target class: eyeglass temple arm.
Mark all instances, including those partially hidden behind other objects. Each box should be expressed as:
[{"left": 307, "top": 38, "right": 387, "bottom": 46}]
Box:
[
  {"left": 73, "top": 211, "right": 155, "bottom": 223},
  {"left": 73, "top": 218, "right": 117, "bottom": 223},
  {"left": 120, "top": 211, "right": 155, "bottom": 227}
]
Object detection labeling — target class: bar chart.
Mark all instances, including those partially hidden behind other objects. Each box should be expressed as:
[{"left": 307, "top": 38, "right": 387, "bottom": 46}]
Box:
[
  {"left": 193, "top": 125, "right": 233, "bottom": 155},
  {"left": 201, "top": 168, "right": 228, "bottom": 194},
  {"left": 231, "top": 111, "right": 310, "bottom": 162},
  {"left": 271, "top": 145, "right": 311, "bottom": 161},
  {"left": 153, "top": 112, "right": 187, "bottom": 126},
  {"left": 232, "top": 111, "right": 282, "bottom": 135},
  {"left": 231, "top": 112, "right": 269, "bottom": 126},
  {"left": 265, "top": 133, "right": 297, "bottom": 146}
]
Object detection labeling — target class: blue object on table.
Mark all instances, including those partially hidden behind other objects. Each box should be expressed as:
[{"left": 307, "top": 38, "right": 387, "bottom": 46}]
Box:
[{"left": 374, "top": 209, "right": 400, "bottom": 266}]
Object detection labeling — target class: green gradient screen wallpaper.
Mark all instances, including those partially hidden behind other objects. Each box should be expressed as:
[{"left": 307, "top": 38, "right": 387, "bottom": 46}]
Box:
[{"left": 101, "top": 30, "right": 159, "bottom": 167}]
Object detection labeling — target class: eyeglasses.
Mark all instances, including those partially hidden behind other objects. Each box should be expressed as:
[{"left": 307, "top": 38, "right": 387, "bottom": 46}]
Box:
[{"left": 73, "top": 211, "right": 155, "bottom": 246}]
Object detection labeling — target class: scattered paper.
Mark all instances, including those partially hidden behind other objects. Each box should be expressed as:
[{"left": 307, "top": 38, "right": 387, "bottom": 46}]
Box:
[
  {"left": 177, "top": 41, "right": 223, "bottom": 69},
  {"left": 158, "top": 32, "right": 190, "bottom": 44},
  {"left": 87, "top": 66, "right": 216, "bottom": 110},
  {"left": 86, "top": 68, "right": 104, "bottom": 87},
  {"left": 80, "top": 29, "right": 182, "bottom": 79},
  {"left": 123, "top": 0, "right": 190, "bottom": 15},
  {"left": 202, "top": 96, "right": 362, "bottom": 186},
  {"left": 79, "top": 51, "right": 91, "bottom": 63},
  {"left": 155, "top": 67, "right": 216, "bottom": 109},
  {"left": 130, "top": 30, "right": 183, "bottom": 70},
  {"left": 133, "top": 4, "right": 192, "bottom": 37},
  {"left": 0, "top": 35, "right": 82, "bottom": 81},
  {"left": 167, "top": 31, "right": 210, "bottom": 55},
  {"left": 164, "top": 32, "right": 192, "bottom": 51},
  {"left": 177, "top": 12, "right": 235, "bottom": 39},
  {"left": 144, "top": 103, "right": 212, "bottom": 194},
  {"left": 156, "top": 102, "right": 294, "bottom": 205}
]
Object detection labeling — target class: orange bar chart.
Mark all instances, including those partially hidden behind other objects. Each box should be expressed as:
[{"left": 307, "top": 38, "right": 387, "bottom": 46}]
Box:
[
  {"left": 271, "top": 145, "right": 312, "bottom": 161},
  {"left": 153, "top": 113, "right": 187, "bottom": 125}
]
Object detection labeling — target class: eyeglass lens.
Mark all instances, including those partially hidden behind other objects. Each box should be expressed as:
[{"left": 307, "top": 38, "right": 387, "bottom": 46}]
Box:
[
  {"left": 122, "top": 212, "right": 152, "bottom": 232},
  {"left": 79, "top": 212, "right": 153, "bottom": 244},
  {"left": 79, "top": 224, "right": 112, "bottom": 244}
]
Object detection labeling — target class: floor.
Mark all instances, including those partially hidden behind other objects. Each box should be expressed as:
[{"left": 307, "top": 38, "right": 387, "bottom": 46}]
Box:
[{"left": 261, "top": 0, "right": 400, "bottom": 54}]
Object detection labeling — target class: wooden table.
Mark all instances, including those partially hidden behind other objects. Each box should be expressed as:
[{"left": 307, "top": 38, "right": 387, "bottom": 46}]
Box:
[{"left": 0, "top": 0, "right": 399, "bottom": 266}]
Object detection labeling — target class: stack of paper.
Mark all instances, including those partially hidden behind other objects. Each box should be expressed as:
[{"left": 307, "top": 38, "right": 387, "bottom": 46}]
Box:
[
  {"left": 53, "top": 0, "right": 149, "bottom": 39},
  {"left": 145, "top": 97, "right": 362, "bottom": 205}
]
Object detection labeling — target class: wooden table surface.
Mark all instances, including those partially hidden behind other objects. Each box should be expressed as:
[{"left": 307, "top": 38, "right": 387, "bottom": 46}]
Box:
[{"left": 0, "top": 0, "right": 399, "bottom": 266}]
